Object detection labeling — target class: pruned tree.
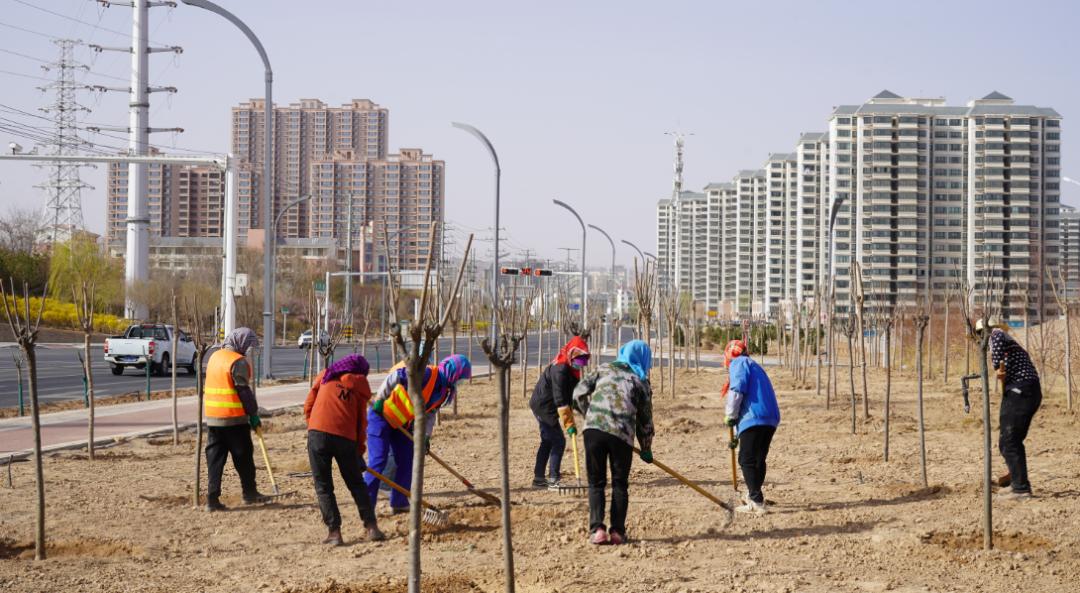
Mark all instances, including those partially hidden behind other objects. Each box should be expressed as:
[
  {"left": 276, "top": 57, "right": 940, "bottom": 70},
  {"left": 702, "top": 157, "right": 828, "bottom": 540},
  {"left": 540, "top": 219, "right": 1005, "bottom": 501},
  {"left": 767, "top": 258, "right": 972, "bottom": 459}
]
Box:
[
  {"left": 383, "top": 224, "right": 473, "bottom": 593},
  {"left": 481, "top": 279, "right": 535, "bottom": 593},
  {"left": 186, "top": 293, "right": 214, "bottom": 508},
  {"left": 843, "top": 315, "right": 857, "bottom": 434},
  {"left": 633, "top": 259, "right": 656, "bottom": 373},
  {"left": 914, "top": 306, "right": 930, "bottom": 488},
  {"left": 853, "top": 261, "right": 869, "bottom": 421},
  {"left": 1048, "top": 268, "right": 1073, "bottom": 410},
  {"left": 1, "top": 278, "right": 48, "bottom": 559},
  {"left": 171, "top": 293, "right": 180, "bottom": 445},
  {"left": 881, "top": 312, "right": 894, "bottom": 462}
]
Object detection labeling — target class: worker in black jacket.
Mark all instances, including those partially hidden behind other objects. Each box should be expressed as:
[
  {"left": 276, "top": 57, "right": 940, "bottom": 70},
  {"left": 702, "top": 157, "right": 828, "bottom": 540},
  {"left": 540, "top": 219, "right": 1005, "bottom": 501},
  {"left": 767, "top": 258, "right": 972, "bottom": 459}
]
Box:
[{"left": 529, "top": 335, "right": 590, "bottom": 488}]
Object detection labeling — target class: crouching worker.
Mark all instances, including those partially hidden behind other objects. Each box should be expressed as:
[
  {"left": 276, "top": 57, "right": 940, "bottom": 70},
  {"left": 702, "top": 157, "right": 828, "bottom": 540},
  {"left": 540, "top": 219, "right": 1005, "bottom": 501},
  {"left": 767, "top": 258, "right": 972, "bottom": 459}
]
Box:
[
  {"left": 204, "top": 327, "right": 266, "bottom": 511},
  {"left": 529, "top": 335, "right": 590, "bottom": 488},
  {"left": 722, "top": 339, "right": 781, "bottom": 515},
  {"left": 304, "top": 354, "right": 385, "bottom": 545},
  {"left": 364, "top": 355, "right": 472, "bottom": 513},
  {"left": 572, "top": 340, "right": 654, "bottom": 545},
  {"left": 978, "top": 319, "right": 1042, "bottom": 500}
]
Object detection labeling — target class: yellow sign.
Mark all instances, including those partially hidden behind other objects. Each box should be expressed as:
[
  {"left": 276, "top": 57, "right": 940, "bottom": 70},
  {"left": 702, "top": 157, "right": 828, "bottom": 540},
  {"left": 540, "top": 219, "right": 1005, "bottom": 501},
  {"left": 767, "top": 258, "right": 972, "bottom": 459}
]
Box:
[{"left": 707, "top": 310, "right": 718, "bottom": 318}]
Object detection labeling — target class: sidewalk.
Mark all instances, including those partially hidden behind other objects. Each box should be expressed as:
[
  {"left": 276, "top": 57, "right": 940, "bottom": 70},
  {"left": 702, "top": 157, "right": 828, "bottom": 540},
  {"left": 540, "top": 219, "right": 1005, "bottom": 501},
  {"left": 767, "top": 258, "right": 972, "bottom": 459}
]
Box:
[{"left": 0, "top": 365, "right": 491, "bottom": 460}]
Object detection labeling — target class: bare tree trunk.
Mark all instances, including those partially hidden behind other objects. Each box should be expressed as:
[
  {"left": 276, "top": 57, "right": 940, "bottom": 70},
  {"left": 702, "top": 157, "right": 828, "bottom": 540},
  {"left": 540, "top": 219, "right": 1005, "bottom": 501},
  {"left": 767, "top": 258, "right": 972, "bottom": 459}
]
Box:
[
  {"left": 193, "top": 350, "right": 205, "bottom": 508},
  {"left": 883, "top": 323, "right": 892, "bottom": 462},
  {"left": 857, "top": 298, "right": 869, "bottom": 420},
  {"left": 815, "top": 291, "right": 823, "bottom": 399},
  {"left": 521, "top": 313, "right": 528, "bottom": 399},
  {"left": 977, "top": 329, "right": 993, "bottom": 550},
  {"left": 171, "top": 295, "right": 179, "bottom": 446},
  {"left": 497, "top": 365, "right": 516, "bottom": 593},
  {"left": 847, "top": 323, "right": 856, "bottom": 435},
  {"left": 84, "top": 333, "right": 96, "bottom": 460},
  {"left": 916, "top": 316, "right": 929, "bottom": 488},
  {"left": 942, "top": 296, "right": 951, "bottom": 384},
  {"left": 1066, "top": 307, "right": 1074, "bottom": 411},
  {"left": 23, "top": 344, "right": 45, "bottom": 560}
]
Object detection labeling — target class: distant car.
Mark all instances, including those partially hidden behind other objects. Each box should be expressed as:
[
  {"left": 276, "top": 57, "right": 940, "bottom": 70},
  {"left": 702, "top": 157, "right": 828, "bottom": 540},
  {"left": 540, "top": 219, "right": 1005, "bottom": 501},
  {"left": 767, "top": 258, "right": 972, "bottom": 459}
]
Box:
[
  {"left": 298, "top": 329, "right": 329, "bottom": 349},
  {"left": 105, "top": 323, "right": 197, "bottom": 376}
]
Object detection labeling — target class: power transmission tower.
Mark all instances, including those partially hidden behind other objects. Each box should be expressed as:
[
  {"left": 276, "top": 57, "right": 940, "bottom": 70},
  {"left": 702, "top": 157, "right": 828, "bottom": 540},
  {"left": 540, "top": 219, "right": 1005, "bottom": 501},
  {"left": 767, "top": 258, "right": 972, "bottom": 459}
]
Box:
[
  {"left": 34, "top": 39, "right": 95, "bottom": 247},
  {"left": 663, "top": 131, "right": 692, "bottom": 295}
]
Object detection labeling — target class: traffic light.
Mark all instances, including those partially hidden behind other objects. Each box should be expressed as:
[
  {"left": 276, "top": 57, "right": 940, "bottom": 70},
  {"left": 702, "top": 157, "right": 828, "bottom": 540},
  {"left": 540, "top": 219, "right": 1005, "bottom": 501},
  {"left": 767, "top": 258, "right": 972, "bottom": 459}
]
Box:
[
  {"left": 521, "top": 267, "right": 532, "bottom": 275},
  {"left": 500, "top": 267, "right": 520, "bottom": 275},
  {"left": 533, "top": 268, "right": 553, "bottom": 276}
]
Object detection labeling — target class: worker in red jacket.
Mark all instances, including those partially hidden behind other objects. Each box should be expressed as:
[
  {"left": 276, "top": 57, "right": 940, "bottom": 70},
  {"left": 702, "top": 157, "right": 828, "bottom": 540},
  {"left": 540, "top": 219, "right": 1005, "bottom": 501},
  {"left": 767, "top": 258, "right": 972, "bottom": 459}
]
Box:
[{"left": 304, "top": 354, "right": 385, "bottom": 545}]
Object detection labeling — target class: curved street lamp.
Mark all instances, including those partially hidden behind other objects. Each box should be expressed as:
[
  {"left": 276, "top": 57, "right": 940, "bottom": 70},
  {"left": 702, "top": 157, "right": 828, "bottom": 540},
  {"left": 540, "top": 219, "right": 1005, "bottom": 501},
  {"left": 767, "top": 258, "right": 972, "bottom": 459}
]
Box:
[
  {"left": 452, "top": 122, "right": 500, "bottom": 344},
  {"left": 553, "top": 199, "right": 587, "bottom": 324},
  {"left": 181, "top": 0, "right": 275, "bottom": 378}
]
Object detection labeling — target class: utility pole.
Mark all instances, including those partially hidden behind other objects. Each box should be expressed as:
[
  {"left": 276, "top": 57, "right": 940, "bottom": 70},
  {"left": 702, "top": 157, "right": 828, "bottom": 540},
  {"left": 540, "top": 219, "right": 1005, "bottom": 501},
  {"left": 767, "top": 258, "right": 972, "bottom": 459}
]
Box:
[
  {"left": 664, "top": 131, "right": 691, "bottom": 295},
  {"left": 34, "top": 39, "right": 94, "bottom": 247},
  {"left": 94, "top": 0, "right": 183, "bottom": 320}
]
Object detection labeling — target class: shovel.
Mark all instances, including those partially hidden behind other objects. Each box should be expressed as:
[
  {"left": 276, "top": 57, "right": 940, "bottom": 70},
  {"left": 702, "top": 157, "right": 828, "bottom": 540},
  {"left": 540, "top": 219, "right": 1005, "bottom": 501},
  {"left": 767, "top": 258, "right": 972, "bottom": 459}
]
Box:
[
  {"left": 396, "top": 427, "right": 501, "bottom": 506},
  {"left": 364, "top": 467, "right": 450, "bottom": 527},
  {"left": 728, "top": 425, "right": 739, "bottom": 493},
  {"left": 632, "top": 445, "right": 734, "bottom": 524}
]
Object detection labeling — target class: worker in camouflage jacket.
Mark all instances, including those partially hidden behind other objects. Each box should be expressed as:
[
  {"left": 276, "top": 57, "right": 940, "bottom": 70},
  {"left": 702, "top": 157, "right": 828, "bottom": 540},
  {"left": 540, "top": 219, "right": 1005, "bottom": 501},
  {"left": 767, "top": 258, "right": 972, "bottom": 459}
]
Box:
[{"left": 571, "top": 339, "right": 654, "bottom": 545}]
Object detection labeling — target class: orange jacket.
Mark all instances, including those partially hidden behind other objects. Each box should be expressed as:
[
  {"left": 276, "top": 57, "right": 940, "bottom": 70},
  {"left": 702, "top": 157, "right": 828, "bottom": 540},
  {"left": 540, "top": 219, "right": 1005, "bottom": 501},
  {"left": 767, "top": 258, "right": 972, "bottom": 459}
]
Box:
[
  {"left": 304, "top": 370, "right": 372, "bottom": 455},
  {"left": 205, "top": 349, "right": 250, "bottom": 426}
]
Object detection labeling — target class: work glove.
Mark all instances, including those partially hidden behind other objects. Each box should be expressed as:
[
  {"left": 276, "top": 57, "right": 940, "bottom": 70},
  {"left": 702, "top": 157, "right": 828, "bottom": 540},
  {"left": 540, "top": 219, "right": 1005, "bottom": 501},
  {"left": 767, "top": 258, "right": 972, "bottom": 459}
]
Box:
[
  {"left": 996, "top": 355, "right": 1007, "bottom": 380},
  {"left": 639, "top": 450, "right": 654, "bottom": 464},
  {"left": 724, "top": 415, "right": 737, "bottom": 427},
  {"left": 728, "top": 435, "right": 740, "bottom": 450},
  {"left": 248, "top": 415, "right": 262, "bottom": 430},
  {"left": 557, "top": 406, "right": 577, "bottom": 436},
  {"left": 372, "top": 400, "right": 385, "bottom": 415}
]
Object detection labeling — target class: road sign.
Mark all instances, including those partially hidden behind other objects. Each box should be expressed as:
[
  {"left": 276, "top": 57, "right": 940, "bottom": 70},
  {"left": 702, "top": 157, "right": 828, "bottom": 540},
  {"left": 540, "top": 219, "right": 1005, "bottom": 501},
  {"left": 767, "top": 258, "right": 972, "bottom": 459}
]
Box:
[
  {"left": 280, "top": 307, "right": 289, "bottom": 314},
  {"left": 314, "top": 280, "right": 326, "bottom": 297},
  {"left": 569, "top": 303, "right": 580, "bottom": 311},
  {"left": 707, "top": 310, "right": 718, "bottom": 318}
]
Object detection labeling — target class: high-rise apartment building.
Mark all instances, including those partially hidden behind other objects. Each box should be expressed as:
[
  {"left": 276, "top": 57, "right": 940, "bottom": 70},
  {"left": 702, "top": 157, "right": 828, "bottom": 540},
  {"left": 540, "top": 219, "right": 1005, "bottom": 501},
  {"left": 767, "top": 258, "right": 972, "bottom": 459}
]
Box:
[
  {"left": 656, "top": 90, "right": 1062, "bottom": 324},
  {"left": 106, "top": 153, "right": 225, "bottom": 255},
  {"left": 1060, "top": 205, "right": 1080, "bottom": 298},
  {"left": 656, "top": 190, "right": 716, "bottom": 308}
]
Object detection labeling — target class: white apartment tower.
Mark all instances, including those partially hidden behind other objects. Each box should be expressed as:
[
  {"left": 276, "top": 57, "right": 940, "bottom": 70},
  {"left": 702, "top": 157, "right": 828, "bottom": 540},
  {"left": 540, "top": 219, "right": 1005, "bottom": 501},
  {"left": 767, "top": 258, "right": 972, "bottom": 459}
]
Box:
[
  {"left": 795, "top": 133, "right": 830, "bottom": 302},
  {"left": 763, "top": 153, "right": 799, "bottom": 317}
]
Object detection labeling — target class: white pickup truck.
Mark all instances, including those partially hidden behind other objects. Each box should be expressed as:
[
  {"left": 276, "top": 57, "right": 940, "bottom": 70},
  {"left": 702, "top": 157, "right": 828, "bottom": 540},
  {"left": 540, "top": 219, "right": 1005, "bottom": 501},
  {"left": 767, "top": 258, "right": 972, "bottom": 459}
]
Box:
[{"left": 104, "top": 323, "right": 197, "bottom": 376}]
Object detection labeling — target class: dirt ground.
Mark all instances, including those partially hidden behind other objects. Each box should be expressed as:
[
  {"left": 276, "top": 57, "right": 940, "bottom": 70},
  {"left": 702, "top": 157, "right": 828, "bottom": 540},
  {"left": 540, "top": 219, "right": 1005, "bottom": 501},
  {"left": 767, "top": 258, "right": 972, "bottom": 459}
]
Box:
[{"left": 1, "top": 363, "right": 1078, "bottom": 593}]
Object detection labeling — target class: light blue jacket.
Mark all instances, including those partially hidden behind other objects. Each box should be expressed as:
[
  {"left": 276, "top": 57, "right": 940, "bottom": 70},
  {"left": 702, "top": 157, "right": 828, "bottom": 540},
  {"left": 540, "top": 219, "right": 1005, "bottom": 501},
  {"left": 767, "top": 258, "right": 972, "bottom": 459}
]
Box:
[{"left": 725, "top": 356, "right": 781, "bottom": 435}]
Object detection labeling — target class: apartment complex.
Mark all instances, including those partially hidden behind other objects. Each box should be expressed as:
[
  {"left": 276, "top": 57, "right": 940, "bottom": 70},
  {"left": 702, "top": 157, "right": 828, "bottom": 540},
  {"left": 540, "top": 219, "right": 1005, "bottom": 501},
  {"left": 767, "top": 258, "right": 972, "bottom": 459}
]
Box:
[
  {"left": 1060, "top": 205, "right": 1080, "bottom": 298},
  {"left": 656, "top": 190, "right": 716, "bottom": 307},
  {"left": 106, "top": 155, "right": 225, "bottom": 255},
  {"left": 657, "top": 90, "right": 1062, "bottom": 323},
  {"left": 107, "top": 98, "right": 444, "bottom": 272}
]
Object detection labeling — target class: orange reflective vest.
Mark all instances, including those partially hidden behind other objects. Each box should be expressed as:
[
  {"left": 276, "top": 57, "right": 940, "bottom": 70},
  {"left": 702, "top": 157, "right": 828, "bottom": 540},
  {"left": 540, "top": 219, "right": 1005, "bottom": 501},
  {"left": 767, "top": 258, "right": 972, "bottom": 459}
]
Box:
[
  {"left": 381, "top": 365, "right": 439, "bottom": 429},
  {"left": 204, "top": 349, "right": 249, "bottom": 420}
]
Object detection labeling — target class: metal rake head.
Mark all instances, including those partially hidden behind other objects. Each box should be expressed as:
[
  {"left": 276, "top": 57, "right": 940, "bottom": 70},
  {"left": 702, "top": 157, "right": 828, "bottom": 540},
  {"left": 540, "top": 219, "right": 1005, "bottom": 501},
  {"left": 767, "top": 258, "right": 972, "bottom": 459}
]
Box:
[
  {"left": 549, "top": 483, "right": 588, "bottom": 496},
  {"left": 422, "top": 507, "right": 450, "bottom": 527}
]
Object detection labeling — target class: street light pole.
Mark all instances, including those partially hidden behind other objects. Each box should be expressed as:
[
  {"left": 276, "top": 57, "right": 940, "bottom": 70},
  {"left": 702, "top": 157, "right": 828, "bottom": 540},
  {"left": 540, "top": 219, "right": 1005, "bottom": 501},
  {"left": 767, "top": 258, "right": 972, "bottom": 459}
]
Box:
[
  {"left": 452, "top": 122, "right": 500, "bottom": 345},
  {"left": 181, "top": 0, "right": 275, "bottom": 378},
  {"left": 589, "top": 224, "right": 616, "bottom": 353},
  {"left": 553, "top": 200, "right": 587, "bottom": 326}
]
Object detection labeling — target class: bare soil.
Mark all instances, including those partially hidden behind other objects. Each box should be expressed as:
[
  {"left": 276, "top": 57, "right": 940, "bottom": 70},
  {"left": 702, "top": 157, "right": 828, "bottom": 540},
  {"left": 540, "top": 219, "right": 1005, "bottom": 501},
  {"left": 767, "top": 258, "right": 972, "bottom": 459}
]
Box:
[{"left": 1, "top": 365, "right": 1078, "bottom": 593}]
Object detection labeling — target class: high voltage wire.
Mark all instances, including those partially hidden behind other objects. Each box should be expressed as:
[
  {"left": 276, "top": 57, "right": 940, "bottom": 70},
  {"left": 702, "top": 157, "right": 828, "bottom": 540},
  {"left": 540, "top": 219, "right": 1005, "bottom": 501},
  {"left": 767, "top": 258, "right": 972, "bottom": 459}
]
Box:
[
  {"left": 0, "top": 68, "right": 53, "bottom": 82},
  {"left": 0, "top": 19, "right": 68, "bottom": 41},
  {"left": 0, "top": 45, "right": 131, "bottom": 83},
  {"left": 12, "top": 0, "right": 136, "bottom": 40}
]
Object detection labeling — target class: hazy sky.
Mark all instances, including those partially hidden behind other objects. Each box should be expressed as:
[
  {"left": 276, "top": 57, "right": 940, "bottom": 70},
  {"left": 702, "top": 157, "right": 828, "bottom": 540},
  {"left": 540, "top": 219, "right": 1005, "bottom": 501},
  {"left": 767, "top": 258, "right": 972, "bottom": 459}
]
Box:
[{"left": 1, "top": 0, "right": 1078, "bottom": 270}]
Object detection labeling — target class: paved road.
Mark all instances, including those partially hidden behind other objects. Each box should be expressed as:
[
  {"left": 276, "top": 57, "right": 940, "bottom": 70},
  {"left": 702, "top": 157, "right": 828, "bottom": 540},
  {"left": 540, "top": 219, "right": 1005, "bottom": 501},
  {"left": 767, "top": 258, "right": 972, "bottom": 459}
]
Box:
[{"left": 0, "top": 330, "right": 590, "bottom": 409}]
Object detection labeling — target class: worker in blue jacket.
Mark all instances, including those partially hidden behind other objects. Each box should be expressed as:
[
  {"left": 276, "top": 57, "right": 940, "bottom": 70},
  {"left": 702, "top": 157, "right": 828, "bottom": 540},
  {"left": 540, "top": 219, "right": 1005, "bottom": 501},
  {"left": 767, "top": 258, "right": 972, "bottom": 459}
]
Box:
[{"left": 721, "top": 339, "right": 781, "bottom": 514}]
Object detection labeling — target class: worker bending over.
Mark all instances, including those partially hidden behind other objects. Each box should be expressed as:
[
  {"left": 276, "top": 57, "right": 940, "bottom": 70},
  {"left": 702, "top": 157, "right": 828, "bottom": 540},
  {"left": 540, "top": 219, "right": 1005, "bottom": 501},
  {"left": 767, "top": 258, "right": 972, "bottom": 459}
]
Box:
[
  {"left": 722, "top": 339, "right": 781, "bottom": 515},
  {"left": 529, "top": 335, "right": 590, "bottom": 488}
]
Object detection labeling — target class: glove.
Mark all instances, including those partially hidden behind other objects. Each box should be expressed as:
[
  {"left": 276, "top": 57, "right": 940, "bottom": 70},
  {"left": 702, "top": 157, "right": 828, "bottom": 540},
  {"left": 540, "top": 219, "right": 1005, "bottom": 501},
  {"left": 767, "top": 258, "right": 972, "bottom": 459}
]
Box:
[
  {"left": 639, "top": 450, "right": 654, "bottom": 464},
  {"left": 372, "top": 399, "right": 384, "bottom": 415},
  {"left": 557, "top": 406, "right": 577, "bottom": 436},
  {"left": 724, "top": 415, "right": 737, "bottom": 427},
  {"left": 729, "top": 436, "right": 740, "bottom": 450},
  {"left": 248, "top": 415, "right": 262, "bottom": 429}
]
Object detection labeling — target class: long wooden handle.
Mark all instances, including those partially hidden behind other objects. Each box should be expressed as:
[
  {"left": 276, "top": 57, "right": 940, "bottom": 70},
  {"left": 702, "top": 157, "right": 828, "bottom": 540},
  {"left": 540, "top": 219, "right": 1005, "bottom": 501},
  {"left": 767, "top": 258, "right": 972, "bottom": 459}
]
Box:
[
  {"left": 728, "top": 426, "right": 739, "bottom": 490},
  {"left": 571, "top": 433, "right": 582, "bottom": 482},
  {"left": 396, "top": 427, "right": 474, "bottom": 488},
  {"left": 632, "top": 445, "right": 732, "bottom": 511},
  {"left": 364, "top": 466, "right": 439, "bottom": 511},
  {"left": 254, "top": 427, "right": 279, "bottom": 494}
]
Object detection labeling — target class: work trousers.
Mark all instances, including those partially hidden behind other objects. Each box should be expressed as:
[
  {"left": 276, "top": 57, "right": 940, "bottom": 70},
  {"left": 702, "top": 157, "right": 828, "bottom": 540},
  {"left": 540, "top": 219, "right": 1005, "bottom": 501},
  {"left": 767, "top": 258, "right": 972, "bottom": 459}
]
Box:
[
  {"left": 363, "top": 411, "right": 414, "bottom": 510},
  {"left": 738, "top": 425, "right": 776, "bottom": 504},
  {"left": 205, "top": 424, "right": 258, "bottom": 501},
  {"left": 584, "top": 428, "right": 633, "bottom": 536},
  {"left": 534, "top": 417, "right": 566, "bottom": 480},
  {"left": 307, "top": 430, "right": 377, "bottom": 530},
  {"left": 999, "top": 382, "right": 1042, "bottom": 494}
]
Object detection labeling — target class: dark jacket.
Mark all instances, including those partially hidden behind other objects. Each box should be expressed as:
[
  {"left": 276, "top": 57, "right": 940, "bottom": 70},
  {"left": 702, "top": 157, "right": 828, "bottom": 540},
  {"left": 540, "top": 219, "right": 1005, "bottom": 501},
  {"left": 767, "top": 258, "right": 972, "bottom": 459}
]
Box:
[{"left": 529, "top": 363, "right": 580, "bottom": 426}]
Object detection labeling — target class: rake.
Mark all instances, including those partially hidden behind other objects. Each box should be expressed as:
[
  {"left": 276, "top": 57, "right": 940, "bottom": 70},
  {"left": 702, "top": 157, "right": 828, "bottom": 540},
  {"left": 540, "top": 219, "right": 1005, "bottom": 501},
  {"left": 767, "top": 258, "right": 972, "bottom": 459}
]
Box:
[
  {"left": 550, "top": 431, "right": 587, "bottom": 496},
  {"left": 364, "top": 467, "right": 450, "bottom": 527},
  {"left": 396, "top": 427, "right": 501, "bottom": 506},
  {"left": 632, "top": 445, "right": 734, "bottom": 525},
  {"left": 253, "top": 426, "right": 288, "bottom": 497}
]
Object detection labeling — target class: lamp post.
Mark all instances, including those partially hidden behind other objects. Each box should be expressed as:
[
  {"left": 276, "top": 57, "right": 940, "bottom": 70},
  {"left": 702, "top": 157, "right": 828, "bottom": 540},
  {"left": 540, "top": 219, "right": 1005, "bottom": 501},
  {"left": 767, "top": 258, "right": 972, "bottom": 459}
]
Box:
[
  {"left": 452, "top": 122, "right": 500, "bottom": 345},
  {"left": 271, "top": 194, "right": 312, "bottom": 349},
  {"left": 553, "top": 200, "right": 587, "bottom": 325},
  {"left": 644, "top": 252, "right": 658, "bottom": 262},
  {"left": 589, "top": 224, "right": 616, "bottom": 353},
  {"left": 181, "top": 0, "right": 275, "bottom": 379},
  {"left": 622, "top": 239, "right": 646, "bottom": 264}
]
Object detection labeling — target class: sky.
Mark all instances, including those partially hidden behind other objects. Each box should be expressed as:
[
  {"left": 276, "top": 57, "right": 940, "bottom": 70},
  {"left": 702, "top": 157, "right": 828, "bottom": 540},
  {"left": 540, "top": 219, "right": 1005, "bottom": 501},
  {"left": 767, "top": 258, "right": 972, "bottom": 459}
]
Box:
[{"left": 1, "top": 0, "right": 1079, "bottom": 271}]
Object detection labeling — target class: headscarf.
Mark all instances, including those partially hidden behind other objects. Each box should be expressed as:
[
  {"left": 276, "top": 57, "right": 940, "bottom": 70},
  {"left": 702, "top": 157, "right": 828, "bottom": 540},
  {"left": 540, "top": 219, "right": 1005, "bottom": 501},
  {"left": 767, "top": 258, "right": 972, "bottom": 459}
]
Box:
[
  {"left": 439, "top": 354, "right": 472, "bottom": 385},
  {"left": 614, "top": 340, "right": 651, "bottom": 381},
  {"left": 721, "top": 339, "right": 748, "bottom": 398},
  {"left": 223, "top": 327, "right": 258, "bottom": 356},
  {"left": 322, "top": 353, "right": 370, "bottom": 384},
  {"left": 552, "top": 336, "right": 591, "bottom": 378}
]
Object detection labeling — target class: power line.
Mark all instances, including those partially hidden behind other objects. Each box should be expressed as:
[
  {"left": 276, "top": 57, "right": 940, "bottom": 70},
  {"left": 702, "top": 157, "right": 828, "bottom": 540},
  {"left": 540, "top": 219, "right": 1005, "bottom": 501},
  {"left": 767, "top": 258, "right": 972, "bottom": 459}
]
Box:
[
  {"left": 11, "top": 0, "right": 132, "bottom": 40},
  {"left": 0, "top": 68, "right": 53, "bottom": 82},
  {"left": 0, "top": 19, "right": 72, "bottom": 41},
  {"left": 0, "top": 45, "right": 131, "bottom": 82},
  {"left": 0, "top": 46, "right": 50, "bottom": 63}
]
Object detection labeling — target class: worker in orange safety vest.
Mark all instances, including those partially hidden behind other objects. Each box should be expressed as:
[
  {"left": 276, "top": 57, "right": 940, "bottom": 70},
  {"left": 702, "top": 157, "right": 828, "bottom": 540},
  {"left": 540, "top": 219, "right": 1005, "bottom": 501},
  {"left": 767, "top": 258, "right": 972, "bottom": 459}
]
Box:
[{"left": 203, "top": 327, "right": 267, "bottom": 511}]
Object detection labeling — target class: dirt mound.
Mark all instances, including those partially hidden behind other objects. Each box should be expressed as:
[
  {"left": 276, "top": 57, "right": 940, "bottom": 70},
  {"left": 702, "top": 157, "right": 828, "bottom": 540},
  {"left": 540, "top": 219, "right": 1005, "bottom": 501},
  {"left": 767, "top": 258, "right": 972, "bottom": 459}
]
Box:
[
  {"left": 281, "top": 575, "right": 484, "bottom": 593},
  {"left": 921, "top": 530, "right": 1051, "bottom": 553},
  {"left": 0, "top": 537, "right": 144, "bottom": 560},
  {"left": 663, "top": 416, "right": 704, "bottom": 431}
]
